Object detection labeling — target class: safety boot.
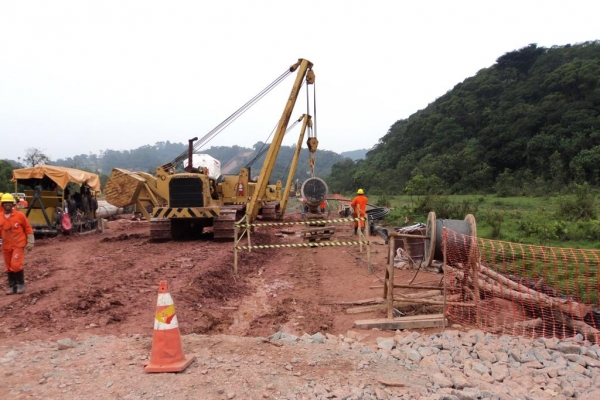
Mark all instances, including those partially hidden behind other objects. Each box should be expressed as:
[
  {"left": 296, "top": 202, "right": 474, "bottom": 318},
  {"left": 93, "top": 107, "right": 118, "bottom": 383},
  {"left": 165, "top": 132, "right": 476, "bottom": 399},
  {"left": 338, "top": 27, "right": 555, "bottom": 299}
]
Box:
[
  {"left": 15, "top": 270, "right": 25, "bottom": 294},
  {"left": 5, "top": 272, "right": 16, "bottom": 295}
]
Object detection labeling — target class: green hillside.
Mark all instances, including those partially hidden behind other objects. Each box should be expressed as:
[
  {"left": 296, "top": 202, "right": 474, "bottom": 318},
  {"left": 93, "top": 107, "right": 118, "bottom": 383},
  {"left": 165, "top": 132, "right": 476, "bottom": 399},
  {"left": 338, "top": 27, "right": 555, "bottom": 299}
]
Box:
[{"left": 327, "top": 42, "right": 600, "bottom": 195}]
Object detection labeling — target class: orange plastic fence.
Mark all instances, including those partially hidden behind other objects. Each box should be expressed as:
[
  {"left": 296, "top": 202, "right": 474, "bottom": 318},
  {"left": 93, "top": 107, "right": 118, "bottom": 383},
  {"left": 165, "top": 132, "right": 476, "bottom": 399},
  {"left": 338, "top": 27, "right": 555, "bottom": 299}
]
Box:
[{"left": 442, "top": 229, "right": 600, "bottom": 343}]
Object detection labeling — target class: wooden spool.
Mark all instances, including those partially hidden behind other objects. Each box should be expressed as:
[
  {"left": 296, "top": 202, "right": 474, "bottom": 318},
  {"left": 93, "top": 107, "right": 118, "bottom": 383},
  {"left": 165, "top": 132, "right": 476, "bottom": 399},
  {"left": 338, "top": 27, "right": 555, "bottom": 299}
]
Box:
[{"left": 422, "top": 212, "right": 478, "bottom": 269}]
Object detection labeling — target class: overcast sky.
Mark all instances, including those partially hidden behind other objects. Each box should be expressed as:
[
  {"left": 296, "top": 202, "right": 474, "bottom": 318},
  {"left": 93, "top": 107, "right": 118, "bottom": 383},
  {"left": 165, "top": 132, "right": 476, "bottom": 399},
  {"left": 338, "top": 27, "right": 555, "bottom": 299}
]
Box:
[{"left": 1, "top": 1, "right": 599, "bottom": 163}]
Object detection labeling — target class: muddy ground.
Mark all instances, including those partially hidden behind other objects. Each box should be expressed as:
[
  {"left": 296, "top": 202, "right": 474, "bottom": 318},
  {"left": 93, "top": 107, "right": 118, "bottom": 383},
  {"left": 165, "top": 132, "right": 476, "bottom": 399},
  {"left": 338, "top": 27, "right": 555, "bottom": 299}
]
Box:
[
  {"left": 0, "top": 211, "right": 449, "bottom": 399},
  {"left": 0, "top": 212, "right": 432, "bottom": 342}
]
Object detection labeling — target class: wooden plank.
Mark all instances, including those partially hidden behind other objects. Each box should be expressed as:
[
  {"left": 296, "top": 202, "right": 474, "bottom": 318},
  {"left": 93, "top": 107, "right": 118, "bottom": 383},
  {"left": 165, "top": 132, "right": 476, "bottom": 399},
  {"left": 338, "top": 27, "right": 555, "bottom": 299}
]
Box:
[
  {"left": 354, "top": 315, "right": 447, "bottom": 330},
  {"left": 346, "top": 296, "right": 443, "bottom": 314},
  {"left": 346, "top": 304, "right": 387, "bottom": 314},
  {"left": 303, "top": 232, "right": 335, "bottom": 238},
  {"left": 376, "top": 378, "right": 406, "bottom": 387},
  {"left": 383, "top": 313, "right": 445, "bottom": 321},
  {"left": 394, "top": 290, "right": 442, "bottom": 299},
  {"left": 370, "top": 285, "right": 443, "bottom": 290},
  {"left": 321, "top": 297, "right": 384, "bottom": 306},
  {"left": 391, "top": 298, "right": 476, "bottom": 307}
]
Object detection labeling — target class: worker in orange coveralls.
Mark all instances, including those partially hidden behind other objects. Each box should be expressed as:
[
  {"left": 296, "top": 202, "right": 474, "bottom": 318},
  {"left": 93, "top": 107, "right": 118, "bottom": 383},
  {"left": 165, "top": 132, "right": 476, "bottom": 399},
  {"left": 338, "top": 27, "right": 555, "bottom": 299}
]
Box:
[
  {"left": 319, "top": 199, "right": 328, "bottom": 214},
  {"left": 1, "top": 193, "right": 34, "bottom": 295},
  {"left": 350, "top": 189, "right": 368, "bottom": 235}
]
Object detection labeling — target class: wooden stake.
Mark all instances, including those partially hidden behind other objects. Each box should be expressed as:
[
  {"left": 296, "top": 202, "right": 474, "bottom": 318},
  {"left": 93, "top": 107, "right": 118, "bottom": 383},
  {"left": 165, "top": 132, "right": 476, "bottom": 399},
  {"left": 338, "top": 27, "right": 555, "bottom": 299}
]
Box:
[
  {"left": 367, "top": 233, "right": 373, "bottom": 274},
  {"left": 376, "top": 378, "right": 405, "bottom": 387},
  {"left": 391, "top": 298, "right": 475, "bottom": 307},
  {"left": 234, "top": 223, "right": 239, "bottom": 276},
  {"left": 442, "top": 227, "right": 447, "bottom": 330},
  {"left": 246, "top": 214, "right": 251, "bottom": 253},
  {"left": 386, "top": 235, "right": 395, "bottom": 319},
  {"left": 370, "top": 284, "right": 443, "bottom": 290}
]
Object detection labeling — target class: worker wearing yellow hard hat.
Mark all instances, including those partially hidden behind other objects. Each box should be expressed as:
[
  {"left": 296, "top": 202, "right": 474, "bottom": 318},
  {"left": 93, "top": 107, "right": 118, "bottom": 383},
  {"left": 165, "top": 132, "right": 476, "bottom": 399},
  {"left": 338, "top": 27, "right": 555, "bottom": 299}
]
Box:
[
  {"left": 350, "top": 189, "right": 368, "bottom": 235},
  {"left": 1, "top": 193, "right": 34, "bottom": 295}
]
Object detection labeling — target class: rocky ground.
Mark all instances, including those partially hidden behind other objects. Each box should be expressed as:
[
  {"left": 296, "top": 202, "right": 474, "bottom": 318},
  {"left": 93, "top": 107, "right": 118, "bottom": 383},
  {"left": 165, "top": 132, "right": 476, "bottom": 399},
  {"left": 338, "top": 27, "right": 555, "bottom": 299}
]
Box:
[{"left": 1, "top": 212, "right": 600, "bottom": 399}]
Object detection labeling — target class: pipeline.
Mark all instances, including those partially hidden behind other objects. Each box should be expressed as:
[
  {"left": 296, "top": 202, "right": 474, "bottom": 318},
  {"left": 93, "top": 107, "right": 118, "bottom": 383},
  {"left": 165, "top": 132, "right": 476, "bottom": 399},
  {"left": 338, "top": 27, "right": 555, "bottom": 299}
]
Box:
[
  {"left": 300, "top": 177, "right": 328, "bottom": 214},
  {"left": 96, "top": 200, "right": 123, "bottom": 219}
]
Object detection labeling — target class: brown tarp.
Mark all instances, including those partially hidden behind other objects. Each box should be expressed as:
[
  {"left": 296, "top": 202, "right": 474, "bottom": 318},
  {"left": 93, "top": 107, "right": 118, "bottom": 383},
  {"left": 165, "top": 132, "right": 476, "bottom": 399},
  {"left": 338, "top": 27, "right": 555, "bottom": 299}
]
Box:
[{"left": 11, "top": 166, "right": 101, "bottom": 192}]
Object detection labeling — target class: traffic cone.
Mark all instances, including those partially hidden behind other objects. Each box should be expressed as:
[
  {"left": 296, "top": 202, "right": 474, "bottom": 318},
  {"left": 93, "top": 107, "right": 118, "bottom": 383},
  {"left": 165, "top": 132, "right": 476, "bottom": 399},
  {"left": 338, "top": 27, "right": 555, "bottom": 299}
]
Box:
[{"left": 144, "top": 281, "right": 195, "bottom": 373}]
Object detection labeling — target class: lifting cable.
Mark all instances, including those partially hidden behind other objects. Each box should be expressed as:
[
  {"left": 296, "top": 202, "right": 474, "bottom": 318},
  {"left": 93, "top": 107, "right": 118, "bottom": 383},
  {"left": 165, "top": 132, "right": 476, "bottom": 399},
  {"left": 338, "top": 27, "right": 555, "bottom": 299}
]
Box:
[
  {"left": 245, "top": 118, "right": 302, "bottom": 169},
  {"left": 172, "top": 68, "right": 294, "bottom": 166},
  {"left": 243, "top": 76, "right": 306, "bottom": 169},
  {"left": 306, "top": 81, "right": 318, "bottom": 177}
]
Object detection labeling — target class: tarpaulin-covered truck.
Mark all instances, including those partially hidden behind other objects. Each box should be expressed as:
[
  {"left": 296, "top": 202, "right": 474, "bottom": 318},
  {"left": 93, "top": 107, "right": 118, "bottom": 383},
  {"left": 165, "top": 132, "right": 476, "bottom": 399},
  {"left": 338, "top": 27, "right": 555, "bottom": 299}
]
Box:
[{"left": 11, "top": 166, "right": 102, "bottom": 236}]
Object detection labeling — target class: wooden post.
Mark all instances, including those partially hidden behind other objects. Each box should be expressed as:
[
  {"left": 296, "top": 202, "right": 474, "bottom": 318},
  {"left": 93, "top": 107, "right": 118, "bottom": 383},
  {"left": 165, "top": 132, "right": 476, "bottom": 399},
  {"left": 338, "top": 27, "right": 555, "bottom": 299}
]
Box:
[
  {"left": 367, "top": 238, "right": 373, "bottom": 274},
  {"left": 384, "top": 235, "right": 395, "bottom": 300},
  {"left": 358, "top": 204, "right": 363, "bottom": 254},
  {"left": 356, "top": 212, "right": 364, "bottom": 253},
  {"left": 597, "top": 267, "right": 600, "bottom": 307},
  {"left": 472, "top": 260, "right": 481, "bottom": 327},
  {"left": 246, "top": 214, "right": 252, "bottom": 253},
  {"left": 442, "top": 227, "right": 447, "bottom": 330},
  {"left": 234, "top": 223, "right": 239, "bottom": 276},
  {"left": 386, "top": 234, "right": 395, "bottom": 319},
  {"left": 465, "top": 214, "right": 480, "bottom": 325}
]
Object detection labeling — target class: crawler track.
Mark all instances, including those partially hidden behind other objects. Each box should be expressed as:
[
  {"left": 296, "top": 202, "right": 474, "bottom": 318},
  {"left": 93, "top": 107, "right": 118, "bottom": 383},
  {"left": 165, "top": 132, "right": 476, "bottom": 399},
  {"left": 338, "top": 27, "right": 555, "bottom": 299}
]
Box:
[
  {"left": 261, "top": 201, "right": 280, "bottom": 220},
  {"left": 213, "top": 205, "right": 246, "bottom": 240}
]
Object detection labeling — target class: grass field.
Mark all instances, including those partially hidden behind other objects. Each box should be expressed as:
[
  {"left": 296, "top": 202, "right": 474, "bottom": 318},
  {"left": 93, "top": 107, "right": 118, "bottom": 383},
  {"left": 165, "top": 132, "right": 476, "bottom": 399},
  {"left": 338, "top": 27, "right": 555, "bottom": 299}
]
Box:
[{"left": 367, "top": 193, "right": 600, "bottom": 249}]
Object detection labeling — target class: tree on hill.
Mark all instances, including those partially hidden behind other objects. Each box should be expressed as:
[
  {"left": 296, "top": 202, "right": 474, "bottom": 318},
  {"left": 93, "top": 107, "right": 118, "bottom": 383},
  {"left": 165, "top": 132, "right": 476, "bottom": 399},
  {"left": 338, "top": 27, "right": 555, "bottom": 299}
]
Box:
[
  {"left": 47, "top": 139, "right": 347, "bottom": 190},
  {"left": 327, "top": 41, "right": 600, "bottom": 195},
  {"left": 23, "top": 147, "right": 51, "bottom": 167},
  {"left": 0, "top": 160, "right": 14, "bottom": 193}
]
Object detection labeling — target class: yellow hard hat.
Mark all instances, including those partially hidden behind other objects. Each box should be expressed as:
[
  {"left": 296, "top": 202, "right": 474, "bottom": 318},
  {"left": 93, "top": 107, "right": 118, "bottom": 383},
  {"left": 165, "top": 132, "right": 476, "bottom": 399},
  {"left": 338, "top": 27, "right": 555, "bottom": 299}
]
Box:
[
  {"left": 1, "top": 193, "right": 15, "bottom": 203},
  {"left": 357, "top": 188, "right": 364, "bottom": 195}
]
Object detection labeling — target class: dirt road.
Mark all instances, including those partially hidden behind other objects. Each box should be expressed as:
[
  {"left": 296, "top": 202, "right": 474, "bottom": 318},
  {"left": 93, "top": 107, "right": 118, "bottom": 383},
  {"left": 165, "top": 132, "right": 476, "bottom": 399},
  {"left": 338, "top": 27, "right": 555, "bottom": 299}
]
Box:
[{"left": 0, "top": 213, "right": 399, "bottom": 342}]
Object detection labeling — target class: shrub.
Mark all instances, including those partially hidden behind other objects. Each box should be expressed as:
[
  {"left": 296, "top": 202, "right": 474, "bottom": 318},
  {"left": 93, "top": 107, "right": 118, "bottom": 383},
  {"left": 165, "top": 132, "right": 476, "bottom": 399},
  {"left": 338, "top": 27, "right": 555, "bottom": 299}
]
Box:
[{"left": 557, "top": 183, "right": 597, "bottom": 220}]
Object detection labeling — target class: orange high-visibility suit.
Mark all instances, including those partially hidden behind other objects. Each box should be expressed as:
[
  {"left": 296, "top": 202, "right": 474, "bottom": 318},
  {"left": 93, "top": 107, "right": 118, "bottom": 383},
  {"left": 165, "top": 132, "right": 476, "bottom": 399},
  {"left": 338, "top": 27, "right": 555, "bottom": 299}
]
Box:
[
  {"left": 1, "top": 209, "right": 34, "bottom": 272},
  {"left": 350, "top": 194, "right": 368, "bottom": 229},
  {"left": 18, "top": 198, "right": 28, "bottom": 209},
  {"left": 319, "top": 200, "right": 327, "bottom": 213}
]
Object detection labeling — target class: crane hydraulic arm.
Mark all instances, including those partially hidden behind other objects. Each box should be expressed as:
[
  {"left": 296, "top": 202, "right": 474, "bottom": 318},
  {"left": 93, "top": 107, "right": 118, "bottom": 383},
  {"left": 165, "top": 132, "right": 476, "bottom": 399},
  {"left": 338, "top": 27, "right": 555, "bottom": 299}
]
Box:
[{"left": 246, "top": 58, "right": 315, "bottom": 221}]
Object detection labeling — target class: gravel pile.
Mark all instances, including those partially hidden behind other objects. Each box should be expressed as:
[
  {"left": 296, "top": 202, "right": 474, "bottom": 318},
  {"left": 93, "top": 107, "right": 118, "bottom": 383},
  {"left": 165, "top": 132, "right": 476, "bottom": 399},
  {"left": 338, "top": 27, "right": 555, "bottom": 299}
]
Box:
[{"left": 1, "top": 328, "right": 600, "bottom": 399}]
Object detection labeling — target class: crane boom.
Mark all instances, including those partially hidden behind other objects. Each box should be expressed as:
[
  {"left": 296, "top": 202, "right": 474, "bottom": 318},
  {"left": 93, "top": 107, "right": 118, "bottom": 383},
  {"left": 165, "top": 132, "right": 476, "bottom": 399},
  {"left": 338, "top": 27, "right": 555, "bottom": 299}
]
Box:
[
  {"left": 279, "top": 114, "right": 312, "bottom": 216},
  {"left": 246, "top": 58, "right": 315, "bottom": 221},
  {"left": 105, "top": 58, "right": 317, "bottom": 241}
]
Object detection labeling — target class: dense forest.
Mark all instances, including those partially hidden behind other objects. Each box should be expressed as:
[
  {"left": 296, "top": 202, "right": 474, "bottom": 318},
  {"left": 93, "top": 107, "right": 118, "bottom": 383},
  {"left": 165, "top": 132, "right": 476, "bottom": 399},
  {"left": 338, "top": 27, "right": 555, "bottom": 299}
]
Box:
[{"left": 327, "top": 41, "right": 600, "bottom": 195}]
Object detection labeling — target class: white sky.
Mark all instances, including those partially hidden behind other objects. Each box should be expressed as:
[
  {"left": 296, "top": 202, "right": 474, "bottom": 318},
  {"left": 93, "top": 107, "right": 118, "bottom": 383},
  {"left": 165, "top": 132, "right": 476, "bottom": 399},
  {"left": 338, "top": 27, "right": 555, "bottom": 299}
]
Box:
[{"left": 1, "top": 1, "right": 599, "bottom": 162}]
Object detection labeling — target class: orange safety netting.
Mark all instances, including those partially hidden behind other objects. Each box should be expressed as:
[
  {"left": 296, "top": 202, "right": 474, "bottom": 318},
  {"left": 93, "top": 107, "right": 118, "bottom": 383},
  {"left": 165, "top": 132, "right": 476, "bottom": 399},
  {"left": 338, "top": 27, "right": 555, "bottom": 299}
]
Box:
[{"left": 441, "top": 229, "right": 600, "bottom": 343}]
